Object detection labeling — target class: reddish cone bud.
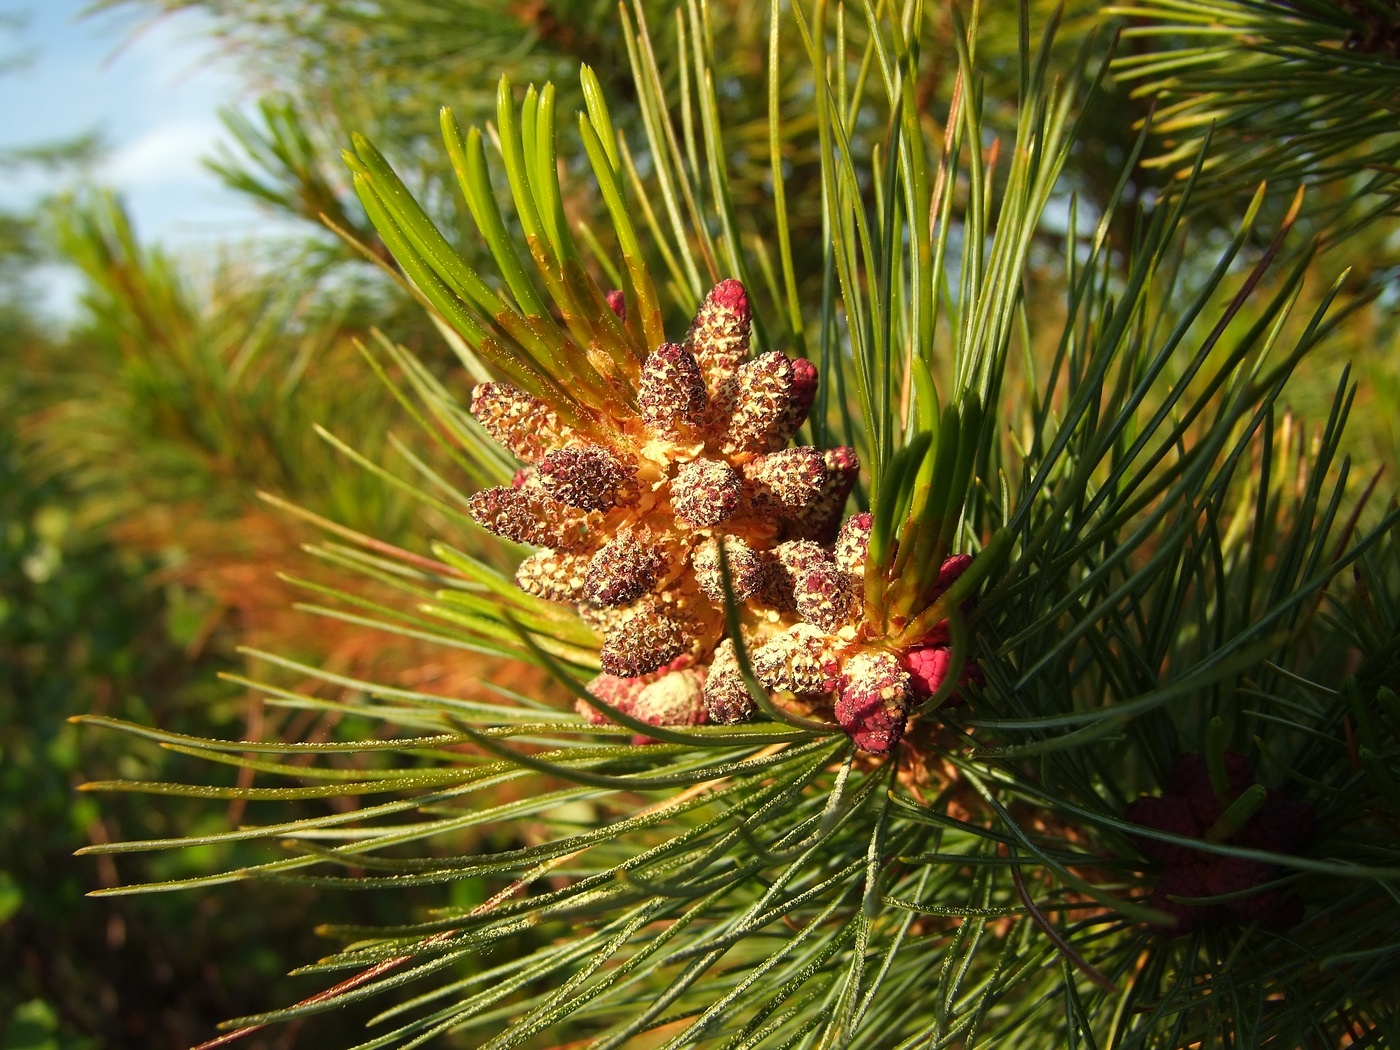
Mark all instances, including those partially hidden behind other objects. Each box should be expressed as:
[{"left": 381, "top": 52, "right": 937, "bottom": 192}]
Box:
[
  {"left": 537, "top": 444, "right": 639, "bottom": 512},
  {"left": 1205, "top": 858, "right": 1302, "bottom": 927},
  {"left": 639, "top": 343, "right": 708, "bottom": 433},
  {"left": 785, "top": 446, "right": 860, "bottom": 543},
  {"left": 1124, "top": 795, "right": 1203, "bottom": 866},
  {"left": 1148, "top": 864, "right": 1214, "bottom": 935},
  {"left": 1127, "top": 751, "right": 1310, "bottom": 935},
  {"left": 1167, "top": 752, "right": 1254, "bottom": 827},
  {"left": 468, "top": 486, "right": 582, "bottom": 548},
  {"left": 902, "top": 645, "right": 983, "bottom": 705},
  {"left": 584, "top": 531, "right": 665, "bottom": 606},
  {"left": 1233, "top": 792, "right": 1315, "bottom": 853},
  {"left": 577, "top": 672, "right": 649, "bottom": 725},
  {"left": 672, "top": 459, "right": 743, "bottom": 527},
  {"left": 605, "top": 289, "right": 627, "bottom": 321},
  {"left": 935, "top": 553, "right": 973, "bottom": 591},
  {"left": 600, "top": 601, "right": 689, "bottom": 677},
  {"left": 684, "top": 279, "right": 751, "bottom": 388},
  {"left": 703, "top": 639, "right": 755, "bottom": 724},
  {"left": 836, "top": 651, "right": 913, "bottom": 754},
  {"left": 574, "top": 699, "right": 610, "bottom": 725},
  {"left": 744, "top": 447, "right": 827, "bottom": 513},
  {"left": 794, "top": 564, "right": 859, "bottom": 632},
  {"left": 771, "top": 357, "right": 819, "bottom": 449}
]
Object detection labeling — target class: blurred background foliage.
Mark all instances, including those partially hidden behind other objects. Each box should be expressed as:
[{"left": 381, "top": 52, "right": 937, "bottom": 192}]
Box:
[{"left": 1, "top": 0, "right": 1398, "bottom": 1046}]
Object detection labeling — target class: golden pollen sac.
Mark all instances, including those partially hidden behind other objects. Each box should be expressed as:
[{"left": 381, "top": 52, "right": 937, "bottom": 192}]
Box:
[
  {"left": 514, "top": 549, "right": 591, "bottom": 602},
  {"left": 752, "top": 623, "right": 839, "bottom": 695},
  {"left": 834, "top": 511, "right": 873, "bottom": 574},
  {"left": 786, "top": 446, "right": 860, "bottom": 543},
  {"left": 469, "top": 382, "right": 569, "bottom": 463},
  {"left": 692, "top": 535, "right": 766, "bottom": 602},
  {"left": 632, "top": 667, "right": 707, "bottom": 728},
  {"left": 761, "top": 539, "right": 831, "bottom": 609}
]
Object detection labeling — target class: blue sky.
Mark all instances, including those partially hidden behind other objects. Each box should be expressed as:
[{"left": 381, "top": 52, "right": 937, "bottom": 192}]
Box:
[{"left": 0, "top": 0, "right": 290, "bottom": 313}]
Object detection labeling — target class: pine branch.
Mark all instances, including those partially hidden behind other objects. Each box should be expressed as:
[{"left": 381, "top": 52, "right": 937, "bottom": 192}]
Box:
[{"left": 69, "top": 1, "right": 1400, "bottom": 1047}]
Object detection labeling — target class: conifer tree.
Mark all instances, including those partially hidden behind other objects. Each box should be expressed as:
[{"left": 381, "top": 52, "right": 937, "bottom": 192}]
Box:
[{"left": 76, "top": 1, "right": 1400, "bottom": 1047}]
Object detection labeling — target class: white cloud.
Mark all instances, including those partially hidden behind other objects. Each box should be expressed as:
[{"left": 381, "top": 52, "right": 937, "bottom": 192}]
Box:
[
  {"left": 131, "top": 15, "right": 242, "bottom": 98},
  {"left": 100, "top": 116, "right": 222, "bottom": 188}
]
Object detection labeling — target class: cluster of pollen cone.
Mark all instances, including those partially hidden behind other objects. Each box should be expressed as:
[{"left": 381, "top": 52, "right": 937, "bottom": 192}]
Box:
[{"left": 468, "top": 280, "right": 978, "bottom": 753}]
